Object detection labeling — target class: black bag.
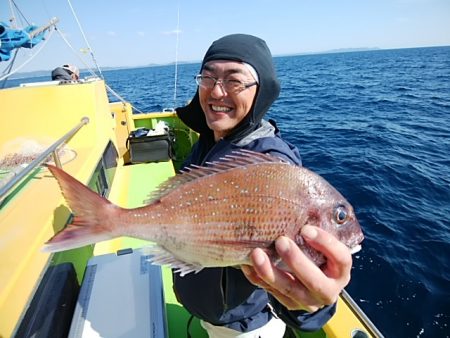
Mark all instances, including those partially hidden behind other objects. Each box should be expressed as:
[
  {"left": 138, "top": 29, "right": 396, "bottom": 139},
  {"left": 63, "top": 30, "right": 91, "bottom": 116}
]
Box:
[{"left": 126, "top": 127, "right": 174, "bottom": 163}]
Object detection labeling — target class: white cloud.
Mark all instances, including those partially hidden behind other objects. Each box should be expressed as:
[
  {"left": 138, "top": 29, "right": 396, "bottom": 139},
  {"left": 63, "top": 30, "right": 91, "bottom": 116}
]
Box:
[{"left": 137, "top": 31, "right": 145, "bottom": 37}]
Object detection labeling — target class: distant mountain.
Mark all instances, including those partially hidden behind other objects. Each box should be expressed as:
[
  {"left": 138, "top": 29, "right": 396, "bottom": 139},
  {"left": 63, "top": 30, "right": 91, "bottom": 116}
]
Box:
[
  {"left": 8, "top": 70, "right": 50, "bottom": 79},
  {"left": 7, "top": 62, "right": 180, "bottom": 79},
  {"left": 279, "top": 47, "right": 382, "bottom": 58},
  {"left": 319, "top": 47, "right": 382, "bottom": 54}
]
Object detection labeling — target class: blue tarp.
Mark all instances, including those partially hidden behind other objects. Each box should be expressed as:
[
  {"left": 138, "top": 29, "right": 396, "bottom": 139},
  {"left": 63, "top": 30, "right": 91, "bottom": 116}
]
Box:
[{"left": 0, "top": 22, "right": 46, "bottom": 61}]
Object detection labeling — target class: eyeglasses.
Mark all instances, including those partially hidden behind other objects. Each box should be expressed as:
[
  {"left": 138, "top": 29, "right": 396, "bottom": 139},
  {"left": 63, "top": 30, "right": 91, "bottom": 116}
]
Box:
[{"left": 195, "top": 75, "right": 257, "bottom": 93}]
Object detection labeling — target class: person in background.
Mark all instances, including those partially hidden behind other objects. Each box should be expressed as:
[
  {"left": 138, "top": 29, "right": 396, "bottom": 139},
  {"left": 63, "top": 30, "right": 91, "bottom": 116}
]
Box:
[
  {"left": 51, "top": 64, "right": 79, "bottom": 81},
  {"left": 175, "top": 34, "right": 353, "bottom": 337}
]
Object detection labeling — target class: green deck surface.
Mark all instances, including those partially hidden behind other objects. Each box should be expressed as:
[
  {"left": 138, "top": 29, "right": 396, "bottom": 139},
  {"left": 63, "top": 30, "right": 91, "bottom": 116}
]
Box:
[{"left": 109, "top": 161, "right": 207, "bottom": 337}]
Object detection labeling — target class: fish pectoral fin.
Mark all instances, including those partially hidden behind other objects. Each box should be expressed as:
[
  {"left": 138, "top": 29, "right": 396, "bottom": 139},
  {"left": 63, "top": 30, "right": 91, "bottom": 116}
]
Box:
[{"left": 142, "top": 245, "right": 203, "bottom": 277}]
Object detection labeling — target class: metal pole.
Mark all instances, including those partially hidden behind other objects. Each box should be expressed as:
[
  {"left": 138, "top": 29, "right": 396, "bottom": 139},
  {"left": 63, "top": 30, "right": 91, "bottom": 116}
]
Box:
[
  {"left": 28, "top": 17, "right": 59, "bottom": 38},
  {"left": 0, "top": 117, "right": 89, "bottom": 199}
]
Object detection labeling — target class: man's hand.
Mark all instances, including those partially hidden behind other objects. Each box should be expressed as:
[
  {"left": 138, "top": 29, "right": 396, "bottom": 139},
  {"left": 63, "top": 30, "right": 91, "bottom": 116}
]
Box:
[{"left": 241, "top": 225, "right": 352, "bottom": 312}]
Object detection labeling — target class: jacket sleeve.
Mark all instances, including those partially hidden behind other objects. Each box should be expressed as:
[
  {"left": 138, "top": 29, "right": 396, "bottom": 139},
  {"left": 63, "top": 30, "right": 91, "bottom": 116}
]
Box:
[{"left": 269, "top": 296, "right": 336, "bottom": 332}]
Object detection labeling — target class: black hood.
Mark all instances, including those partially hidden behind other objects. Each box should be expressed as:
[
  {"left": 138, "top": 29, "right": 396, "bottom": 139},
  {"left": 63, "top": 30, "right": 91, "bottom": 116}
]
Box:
[{"left": 176, "top": 34, "right": 280, "bottom": 141}]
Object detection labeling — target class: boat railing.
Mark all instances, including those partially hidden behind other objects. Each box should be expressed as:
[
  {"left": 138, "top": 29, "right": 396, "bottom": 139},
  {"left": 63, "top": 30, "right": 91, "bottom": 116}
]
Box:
[
  {"left": 341, "top": 289, "right": 385, "bottom": 338},
  {"left": 0, "top": 117, "right": 89, "bottom": 200}
]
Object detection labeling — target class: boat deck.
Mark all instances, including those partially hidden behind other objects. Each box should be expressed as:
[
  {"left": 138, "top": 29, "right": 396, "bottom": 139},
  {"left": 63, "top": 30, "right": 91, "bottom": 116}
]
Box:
[{"left": 89, "top": 160, "right": 209, "bottom": 337}]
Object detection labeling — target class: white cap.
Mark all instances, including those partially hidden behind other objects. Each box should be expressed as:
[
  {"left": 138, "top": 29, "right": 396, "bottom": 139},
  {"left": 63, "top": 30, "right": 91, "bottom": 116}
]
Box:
[{"left": 62, "top": 64, "right": 79, "bottom": 78}]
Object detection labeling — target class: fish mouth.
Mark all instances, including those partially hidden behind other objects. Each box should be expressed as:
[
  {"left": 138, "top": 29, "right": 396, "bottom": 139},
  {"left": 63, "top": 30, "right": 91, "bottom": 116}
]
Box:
[
  {"left": 346, "top": 230, "right": 364, "bottom": 255},
  {"left": 349, "top": 244, "right": 362, "bottom": 255}
]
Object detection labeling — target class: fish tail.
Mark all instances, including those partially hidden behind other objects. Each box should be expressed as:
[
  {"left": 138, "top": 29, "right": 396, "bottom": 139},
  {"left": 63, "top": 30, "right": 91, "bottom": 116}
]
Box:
[{"left": 42, "top": 164, "right": 120, "bottom": 253}]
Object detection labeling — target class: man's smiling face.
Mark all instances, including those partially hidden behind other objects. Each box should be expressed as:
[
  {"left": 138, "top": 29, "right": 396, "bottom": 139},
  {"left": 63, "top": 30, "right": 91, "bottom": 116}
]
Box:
[{"left": 199, "top": 60, "right": 258, "bottom": 141}]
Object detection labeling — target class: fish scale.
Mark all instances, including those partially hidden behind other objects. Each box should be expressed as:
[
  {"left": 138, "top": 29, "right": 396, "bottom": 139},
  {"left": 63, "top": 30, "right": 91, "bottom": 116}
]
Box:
[{"left": 43, "top": 150, "right": 364, "bottom": 275}]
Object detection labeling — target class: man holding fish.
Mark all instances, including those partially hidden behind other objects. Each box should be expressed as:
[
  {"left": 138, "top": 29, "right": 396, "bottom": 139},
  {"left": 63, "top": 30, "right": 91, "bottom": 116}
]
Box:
[
  {"left": 175, "top": 34, "right": 361, "bottom": 337},
  {"left": 45, "top": 34, "right": 363, "bottom": 337}
]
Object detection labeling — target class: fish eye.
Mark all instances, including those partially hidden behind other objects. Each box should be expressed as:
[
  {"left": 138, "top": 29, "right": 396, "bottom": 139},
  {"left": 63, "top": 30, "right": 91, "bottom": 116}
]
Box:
[{"left": 334, "top": 206, "right": 348, "bottom": 225}]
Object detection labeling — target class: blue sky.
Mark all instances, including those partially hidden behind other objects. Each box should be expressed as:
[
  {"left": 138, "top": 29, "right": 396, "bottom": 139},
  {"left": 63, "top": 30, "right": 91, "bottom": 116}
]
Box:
[{"left": 1, "top": 0, "right": 450, "bottom": 73}]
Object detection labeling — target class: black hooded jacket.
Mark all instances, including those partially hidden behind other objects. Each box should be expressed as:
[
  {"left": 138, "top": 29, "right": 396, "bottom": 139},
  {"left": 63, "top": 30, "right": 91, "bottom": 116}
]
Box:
[{"left": 174, "top": 34, "right": 335, "bottom": 333}]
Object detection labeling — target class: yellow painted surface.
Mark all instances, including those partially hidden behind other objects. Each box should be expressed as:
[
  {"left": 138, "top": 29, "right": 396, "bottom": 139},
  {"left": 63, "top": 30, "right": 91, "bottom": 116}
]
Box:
[
  {"left": 0, "top": 80, "right": 116, "bottom": 337},
  {"left": 110, "top": 101, "right": 133, "bottom": 159},
  {"left": 132, "top": 111, "right": 178, "bottom": 121},
  {"left": 0, "top": 168, "right": 68, "bottom": 336},
  {"left": 0, "top": 80, "right": 112, "bottom": 152},
  {"left": 324, "top": 296, "right": 373, "bottom": 338}
]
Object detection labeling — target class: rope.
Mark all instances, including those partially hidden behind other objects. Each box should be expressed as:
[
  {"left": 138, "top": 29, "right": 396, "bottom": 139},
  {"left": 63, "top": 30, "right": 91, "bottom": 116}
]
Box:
[
  {"left": 0, "top": 27, "right": 55, "bottom": 82},
  {"left": 66, "top": 0, "right": 104, "bottom": 79},
  {"left": 63, "top": 0, "right": 148, "bottom": 113},
  {"left": 173, "top": 5, "right": 180, "bottom": 109},
  {"left": 186, "top": 315, "right": 195, "bottom": 338},
  {"left": 54, "top": 27, "right": 146, "bottom": 113},
  {"left": 8, "top": 0, "right": 16, "bottom": 27},
  {"left": 1, "top": 49, "right": 18, "bottom": 88},
  {"left": 2, "top": 1, "right": 146, "bottom": 115},
  {"left": 10, "top": 0, "right": 31, "bottom": 27},
  {"left": 54, "top": 27, "right": 98, "bottom": 78},
  {"left": 105, "top": 83, "right": 146, "bottom": 114}
]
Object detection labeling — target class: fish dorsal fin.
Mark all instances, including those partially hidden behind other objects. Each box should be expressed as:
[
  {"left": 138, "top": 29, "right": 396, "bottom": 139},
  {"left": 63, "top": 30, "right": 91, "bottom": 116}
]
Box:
[
  {"left": 144, "top": 150, "right": 286, "bottom": 204},
  {"left": 142, "top": 245, "right": 203, "bottom": 276}
]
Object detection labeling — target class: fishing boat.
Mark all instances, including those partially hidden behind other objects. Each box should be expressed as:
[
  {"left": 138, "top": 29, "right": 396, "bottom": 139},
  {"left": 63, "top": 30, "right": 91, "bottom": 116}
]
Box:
[{"left": 0, "top": 9, "right": 383, "bottom": 338}]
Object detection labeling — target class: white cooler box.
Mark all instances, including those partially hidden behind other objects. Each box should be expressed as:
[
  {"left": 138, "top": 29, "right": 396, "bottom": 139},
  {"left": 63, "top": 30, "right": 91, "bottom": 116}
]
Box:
[{"left": 69, "top": 248, "right": 168, "bottom": 338}]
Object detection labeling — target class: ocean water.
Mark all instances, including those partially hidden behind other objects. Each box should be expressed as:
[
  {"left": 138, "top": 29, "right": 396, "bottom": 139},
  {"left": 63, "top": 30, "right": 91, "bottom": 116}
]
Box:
[
  {"left": 5, "top": 46, "right": 450, "bottom": 337},
  {"left": 267, "top": 48, "right": 450, "bottom": 338}
]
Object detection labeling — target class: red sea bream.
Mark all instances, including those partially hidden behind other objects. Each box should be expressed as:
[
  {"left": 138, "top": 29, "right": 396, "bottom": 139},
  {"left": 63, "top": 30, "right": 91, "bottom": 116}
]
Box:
[{"left": 43, "top": 150, "right": 364, "bottom": 276}]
